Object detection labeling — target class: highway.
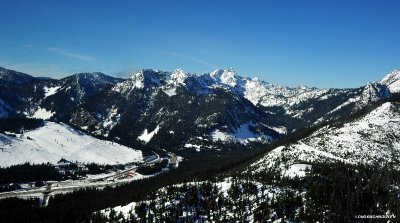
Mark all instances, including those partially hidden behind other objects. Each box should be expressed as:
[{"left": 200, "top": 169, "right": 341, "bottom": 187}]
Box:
[{"left": 0, "top": 151, "right": 171, "bottom": 203}]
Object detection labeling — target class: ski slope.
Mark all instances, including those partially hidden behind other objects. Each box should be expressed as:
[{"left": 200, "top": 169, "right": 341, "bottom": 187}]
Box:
[{"left": 0, "top": 122, "right": 143, "bottom": 167}]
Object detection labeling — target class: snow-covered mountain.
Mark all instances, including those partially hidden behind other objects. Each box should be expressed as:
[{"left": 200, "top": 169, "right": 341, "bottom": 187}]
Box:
[
  {"left": 0, "top": 66, "right": 399, "bottom": 150},
  {"left": 0, "top": 67, "right": 121, "bottom": 120},
  {"left": 69, "top": 69, "right": 281, "bottom": 148},
  {"left": 28, "top": 72, "right": 122, "bottom": 120}
]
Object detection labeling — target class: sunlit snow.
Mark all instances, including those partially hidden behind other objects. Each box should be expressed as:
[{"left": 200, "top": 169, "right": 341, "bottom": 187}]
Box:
[
  {"left": 138, "top": 125, "right": 160, "bottom": 143},
  {"left": 283, "top": 164, "right": 312, "bottom": 178},
  {"left": 0, "top": 122, "right": 143, "bottom": 167},
  {"left": 32, "top": 107, "right": 54, "bottom": 120},
  {"left": 43, "top": 86, "right": 61, "bottom": 97}
]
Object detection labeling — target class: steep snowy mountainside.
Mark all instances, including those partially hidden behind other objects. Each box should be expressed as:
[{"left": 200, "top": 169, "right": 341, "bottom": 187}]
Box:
[
  {"left": 357, "top": 82, "right": 391, "bottom": 105},
  {"left": 176, "top": 68, "right": 391, "bottom": 130},
  {"left": 287, "top": 83, "right": 390, "bottom": 126},
  {"left": 251, "top": 98, "right": 400, "bottom": 174},
  {"left": 259, "top": 81, "right": 391, "bottom": 129},
  {"left": 0, "top": 121, "right": 143, "bottom": 167},
  {"left": 380, "top": 70, "right": 400, "bottom": 93}
]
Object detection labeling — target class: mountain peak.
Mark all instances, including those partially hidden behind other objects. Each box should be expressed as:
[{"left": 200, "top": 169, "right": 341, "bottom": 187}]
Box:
[
  {"left": 129, "top": 69, "right": 151, "bottom": 79},
  {"left": 64, "top": 72, "right": 120, "bottom": 87},
  {"left": 127, "top": 69, "right": 171, "bottom": 89},
  {"left": 297, "top": 85, "right": 309, "bottom": 90},
  {"left": 210, "top": 68, "right": 240, "bottom": 87},
  {"left": 170, "top": 68, "right": 189, "bottom": 84},
  {"left": 71, "top": 72, "right": 107, "bottom": 79},
  {"left": 380, "top": 70, "right": 400, "bottom": 93},
  {"left": 359, "top": 82, "right": 391, "bottom": 104}
]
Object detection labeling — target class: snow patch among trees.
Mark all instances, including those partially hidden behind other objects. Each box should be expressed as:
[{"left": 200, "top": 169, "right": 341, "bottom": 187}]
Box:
[
  {"left": 283, "top": 164, "right": 312, "bottom": 178},
  {"left": 32, "top": 107, "right": 54, "bottom": 120},
  {"left": 43, "top": 86, "right": 61, "bottom": 97},
  {"left": 138, "top": 125, "right": 160, "bottom": 143}
]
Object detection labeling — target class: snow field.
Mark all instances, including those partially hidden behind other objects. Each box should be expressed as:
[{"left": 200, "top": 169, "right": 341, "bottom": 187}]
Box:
[{"left": 0, "top": 122, "right": 143, "bottom": 167}]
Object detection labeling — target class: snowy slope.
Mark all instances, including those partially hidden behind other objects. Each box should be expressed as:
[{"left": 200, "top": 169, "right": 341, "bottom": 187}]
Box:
[
  {"left": 0, "top": 122, "right": 143, "bottom": 167},
  {"left": 252, "top": 102, "right": 400, "bottom": 173}
]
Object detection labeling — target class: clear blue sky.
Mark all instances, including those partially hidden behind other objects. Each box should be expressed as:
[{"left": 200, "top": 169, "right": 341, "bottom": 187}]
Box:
[{"left": 0, "top": 0, "right": 399, "bottom": 88}]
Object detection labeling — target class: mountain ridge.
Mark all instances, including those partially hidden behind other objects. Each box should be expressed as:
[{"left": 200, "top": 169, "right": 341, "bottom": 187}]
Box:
[{"left": 1, "top": 66, "right": 399, "bottom": 150}]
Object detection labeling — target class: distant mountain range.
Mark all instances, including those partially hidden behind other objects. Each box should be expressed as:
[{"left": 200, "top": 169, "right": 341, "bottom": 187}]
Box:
[{"left": 0, "top": 66, "right": 399, "bottom": 150}]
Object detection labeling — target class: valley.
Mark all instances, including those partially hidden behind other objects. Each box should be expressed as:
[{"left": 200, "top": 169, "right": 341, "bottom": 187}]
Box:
[{"left": 0, "top": 150, "right": 178, "bottom": 206}]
